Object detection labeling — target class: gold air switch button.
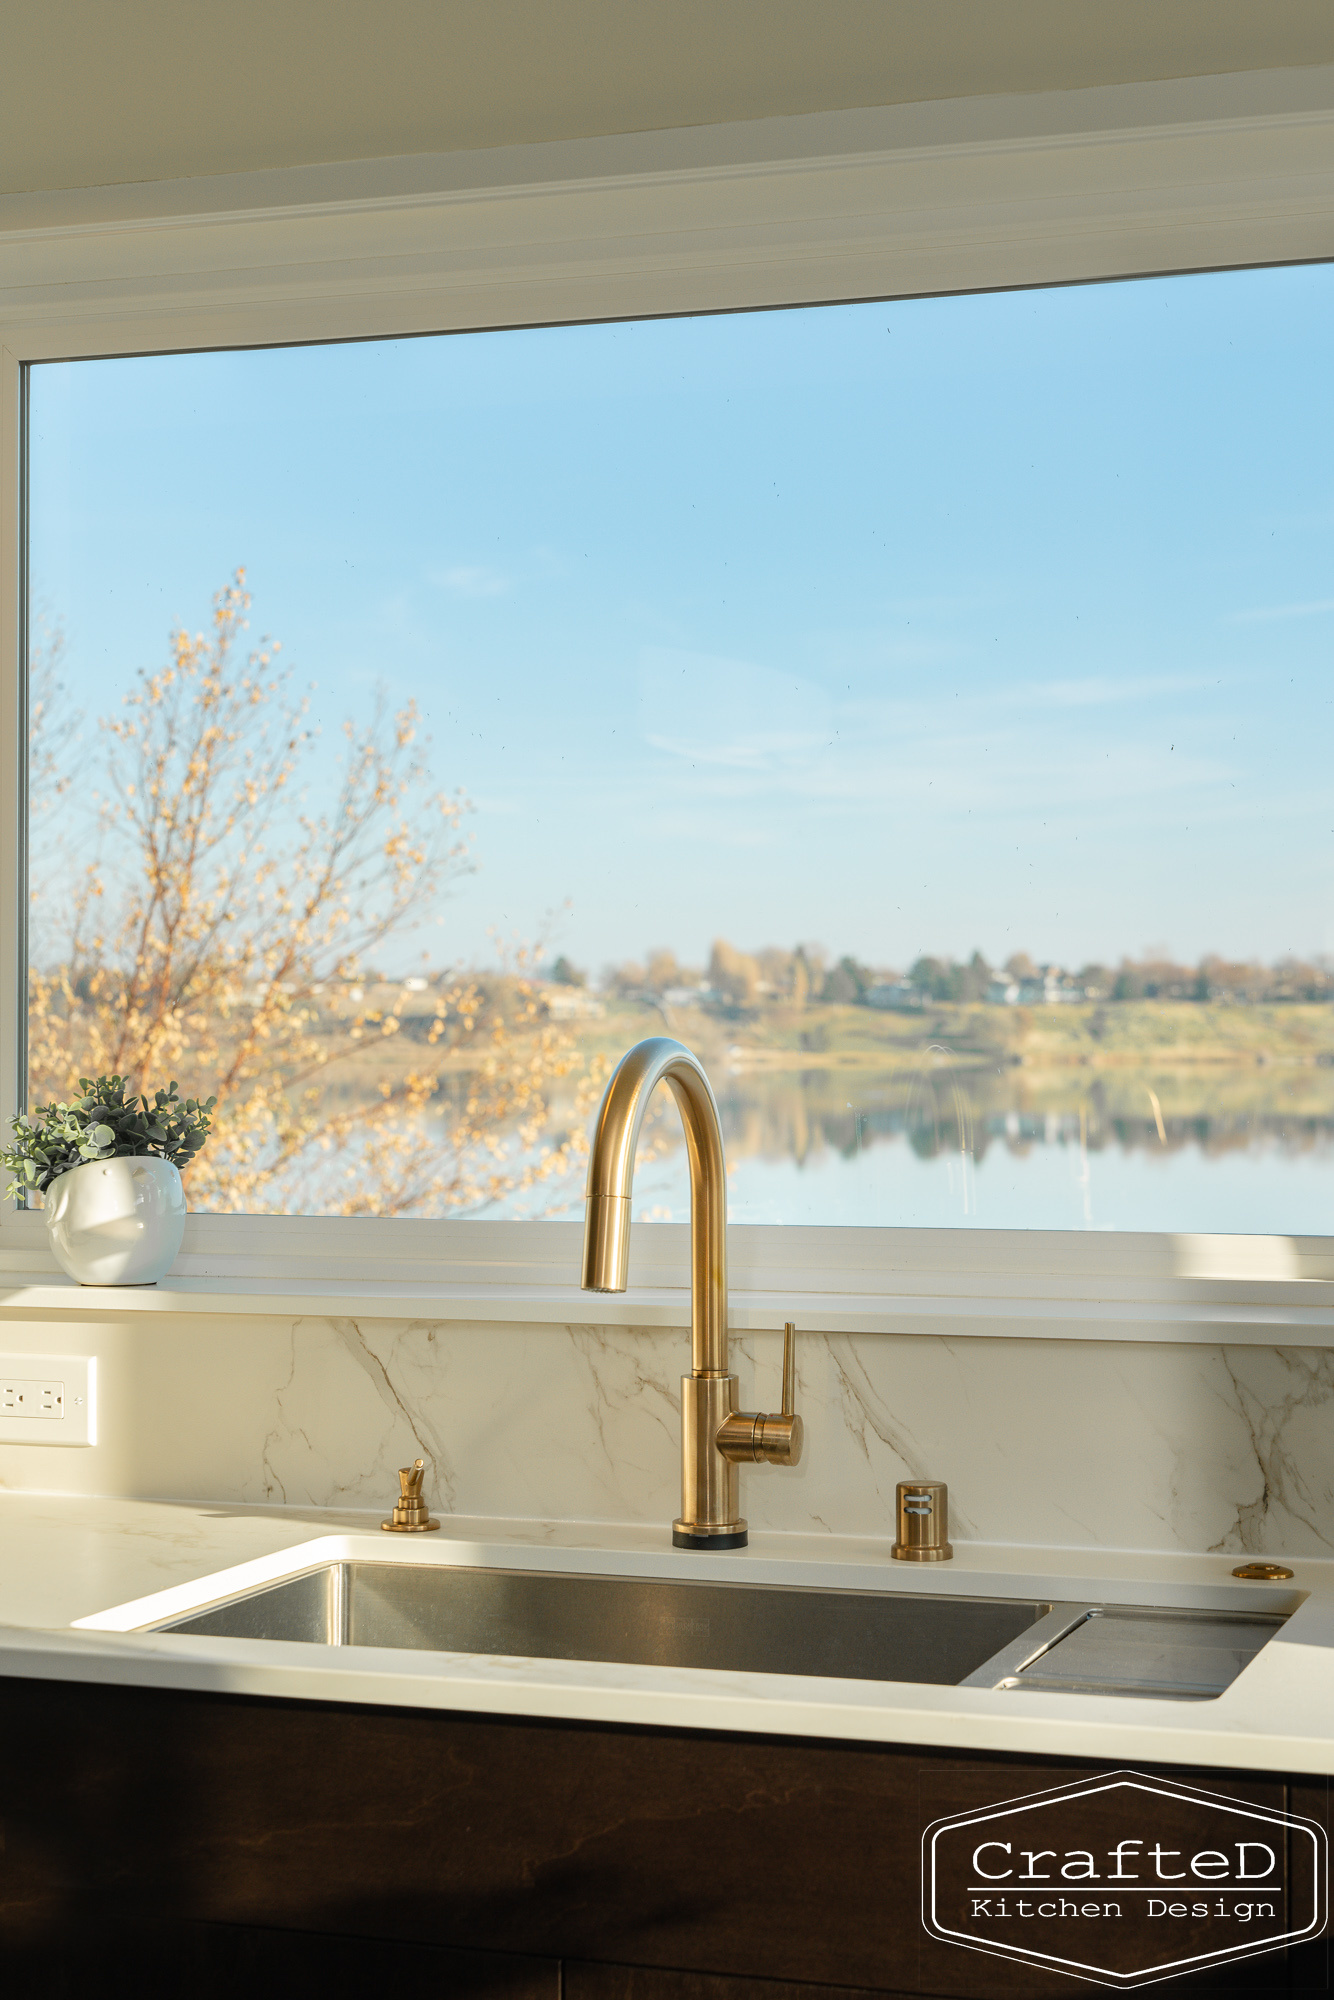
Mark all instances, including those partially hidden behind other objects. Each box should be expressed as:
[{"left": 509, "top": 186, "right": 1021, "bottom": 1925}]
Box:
[{"left": 891, "top": 1479, "right": 953, "bottom": 1562}]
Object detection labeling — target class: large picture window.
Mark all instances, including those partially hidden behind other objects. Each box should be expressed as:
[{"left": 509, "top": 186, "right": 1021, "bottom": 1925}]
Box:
[{"left": 24, "top": 261, "right": 1334, "bottom": 1232}]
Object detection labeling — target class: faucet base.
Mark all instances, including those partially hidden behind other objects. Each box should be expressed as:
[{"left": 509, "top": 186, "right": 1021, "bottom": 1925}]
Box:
[{"left": 673, "top": 1523, "right": 748, "bottom": 1551}]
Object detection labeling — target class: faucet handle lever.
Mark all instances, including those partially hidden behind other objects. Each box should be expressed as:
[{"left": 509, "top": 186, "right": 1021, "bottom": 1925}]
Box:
[{"left": 716, "top": 1322, "right": 804, "bottom": 1468}]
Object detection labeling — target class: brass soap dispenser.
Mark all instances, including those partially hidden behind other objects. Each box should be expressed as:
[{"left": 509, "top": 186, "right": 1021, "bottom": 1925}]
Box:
[{"left": 382, "top": 1457, "right": 439, "bottom": 1533}]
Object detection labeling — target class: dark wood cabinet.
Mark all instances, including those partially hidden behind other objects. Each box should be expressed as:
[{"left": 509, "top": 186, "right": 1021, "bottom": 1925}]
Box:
[
  {"left": 0, "top": 1675, "right": 1326, "bottom": 1995},
  {"left": 564, "top": 1970, "right": 914, "bottom": 2000}
]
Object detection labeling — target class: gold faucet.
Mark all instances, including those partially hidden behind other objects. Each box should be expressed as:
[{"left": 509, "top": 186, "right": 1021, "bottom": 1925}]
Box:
[{"left": 581, "top": 1037, "right": 802, "bottom": 1549}]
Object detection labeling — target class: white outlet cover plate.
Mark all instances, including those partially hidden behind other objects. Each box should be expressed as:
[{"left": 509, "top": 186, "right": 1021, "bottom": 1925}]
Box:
[{"left": 0, "top": 1355, "right": 96, "bottom": 1445}]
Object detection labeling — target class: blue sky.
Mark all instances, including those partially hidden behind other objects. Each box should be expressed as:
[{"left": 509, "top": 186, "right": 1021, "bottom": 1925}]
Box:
[{"left": 27, "top": 262, "right": 1334, "bottom": 978}]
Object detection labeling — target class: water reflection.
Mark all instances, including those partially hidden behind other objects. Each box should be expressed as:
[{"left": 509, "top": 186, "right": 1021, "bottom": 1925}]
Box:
[
  {"left": 610, "top": 1056, "right": 1334, "bottom": 1233},
  {"left": 711, "top": 1065, "right": 1334, "bottom": 1166}
]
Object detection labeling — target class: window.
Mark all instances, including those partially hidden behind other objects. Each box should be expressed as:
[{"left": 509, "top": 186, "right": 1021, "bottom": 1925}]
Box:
[{"left": 24, "top": 261, "right": 1334, "bottom": 1235}]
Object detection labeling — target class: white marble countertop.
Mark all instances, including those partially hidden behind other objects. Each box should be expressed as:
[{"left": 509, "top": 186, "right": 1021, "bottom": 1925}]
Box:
[{"left": 1, "top": 1492, "right": 1331, "bottom": 1775}]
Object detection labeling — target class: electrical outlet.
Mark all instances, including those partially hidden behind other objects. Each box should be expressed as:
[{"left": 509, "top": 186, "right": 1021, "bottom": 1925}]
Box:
[
  {"left": 0, "top": 1355, "right": 95, "bottom": 1446},
  {"left": 2, "top": 1379, "right": 65, "bottom": 1415}
]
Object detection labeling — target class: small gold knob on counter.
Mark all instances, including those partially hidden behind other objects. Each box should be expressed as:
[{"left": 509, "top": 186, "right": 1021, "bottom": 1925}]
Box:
[
  {"left": 891, "top": 1479, "right": 952, "bottom": 1562},
  {"left": 381, "top": 1457, "right": 440, "bottom": 1533},
  {"left": 717, "top": 1321, "right": 804, "bottom": 1467},
  {"left": 1232, "top": 1561, "right": 1293, "bottom": 1581}
]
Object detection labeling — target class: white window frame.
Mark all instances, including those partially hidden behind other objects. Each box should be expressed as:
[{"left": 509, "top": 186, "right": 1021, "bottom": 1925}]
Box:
[{"left": 3, "top": 65, "right": 1334, "bottom": 1337}]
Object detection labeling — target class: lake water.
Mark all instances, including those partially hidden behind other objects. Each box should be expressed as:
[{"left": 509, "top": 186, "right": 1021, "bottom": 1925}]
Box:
[{"left": 532, "top": 1065, "right": 1334, "bottom": 1235}]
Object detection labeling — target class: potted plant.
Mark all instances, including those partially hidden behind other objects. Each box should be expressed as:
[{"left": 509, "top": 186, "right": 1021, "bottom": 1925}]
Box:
[{"left": 2, "top": 1076, "right": 216, "bottom": 1286}]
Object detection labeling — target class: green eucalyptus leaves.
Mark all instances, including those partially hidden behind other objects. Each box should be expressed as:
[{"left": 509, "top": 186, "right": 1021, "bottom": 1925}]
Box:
[{"left": 2, "top": 1075, "right": 216, "bottom": 1202}]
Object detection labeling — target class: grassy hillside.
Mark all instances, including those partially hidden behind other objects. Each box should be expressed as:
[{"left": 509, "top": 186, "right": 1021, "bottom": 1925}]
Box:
[{"left": 573, "top": 996, "right": 1334, "bottom": 1074}]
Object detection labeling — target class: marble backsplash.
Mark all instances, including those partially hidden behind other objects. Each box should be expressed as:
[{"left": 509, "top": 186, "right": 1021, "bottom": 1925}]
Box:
[{"left": 2, "top": 1311, "right": 1333, "bottom": 1558}]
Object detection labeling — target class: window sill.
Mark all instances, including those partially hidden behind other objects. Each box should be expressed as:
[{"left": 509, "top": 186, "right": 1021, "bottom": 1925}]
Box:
[{"left": 0, "top": 1217, "right": 1331, "bottom": 1345}]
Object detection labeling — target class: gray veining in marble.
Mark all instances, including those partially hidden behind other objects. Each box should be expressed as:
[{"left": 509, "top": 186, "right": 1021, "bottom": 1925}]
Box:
[{"left": 3, "top": 1311, "right": 1334, "bottom": 1559}]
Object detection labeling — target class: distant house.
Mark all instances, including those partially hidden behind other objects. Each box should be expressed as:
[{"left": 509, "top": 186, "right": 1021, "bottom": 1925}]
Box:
[
  {"left": 867, "top": 981, "right": 924, "bottom": 1011},
  {"left": 989, "top": 967, "right": 1084, "bottom": 1005},
  {"left": 662, "top": 985, "right": 716, "bottom": 1006},
  {"left": 542, "top": 989, "right": 606, "bottom": 1021}
]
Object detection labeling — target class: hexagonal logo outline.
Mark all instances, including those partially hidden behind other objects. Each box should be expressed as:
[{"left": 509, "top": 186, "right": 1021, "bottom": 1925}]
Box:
[{"left": 921, "top": 1767, "right": 1327, "bottom": 1988}]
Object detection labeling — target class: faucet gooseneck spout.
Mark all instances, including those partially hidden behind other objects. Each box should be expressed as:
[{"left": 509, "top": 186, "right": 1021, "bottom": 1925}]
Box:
[
  {"left": 582, "top": 1036, "right": 729, "bottom": 1373},
  {"left": 581, "top": 1036, "right": 802, "bottom": 1550}
]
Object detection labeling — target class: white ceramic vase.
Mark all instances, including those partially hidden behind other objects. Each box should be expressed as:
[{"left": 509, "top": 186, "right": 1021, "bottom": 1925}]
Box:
[{"left": 43, "top": 1155, "right": 187, "bottom": 1286}]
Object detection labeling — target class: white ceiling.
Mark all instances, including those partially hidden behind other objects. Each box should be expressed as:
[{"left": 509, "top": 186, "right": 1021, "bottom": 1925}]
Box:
[{"left": 6, "top": 0, "right": 1334, "bottom": 195}]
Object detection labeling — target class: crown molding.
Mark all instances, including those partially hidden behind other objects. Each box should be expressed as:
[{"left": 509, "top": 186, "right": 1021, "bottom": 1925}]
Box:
[
  {"left": 0, "top": 65, "right": 1332, "bottom": 355},
  {"left": 4, "top": 62, "right": 1334, "bottom": 238}
]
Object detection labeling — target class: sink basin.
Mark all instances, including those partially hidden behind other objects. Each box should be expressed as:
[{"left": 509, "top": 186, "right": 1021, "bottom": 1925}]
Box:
[
  {"left": 159, "top": 1562, "right": 1049, "bottom": 1686},
  {"left": 153, "top": 1562, "right": 1289, "bottom": 1698}
]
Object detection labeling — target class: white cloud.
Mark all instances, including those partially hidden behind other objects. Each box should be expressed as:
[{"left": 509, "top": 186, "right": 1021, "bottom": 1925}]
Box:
[
  {"left": 1226, "top": 599, "right": 1334, "bottom": 624},
  {"left": 1021, "top": 672, "right": 1220, "bottom": 708},
  {"left": 619, "top": 646, "right": 1257, "bottom": 843},
  {"left": 429, "top": 564, "right": 510, "bottom": 598},
  {"left": 638, "top": 648, "right": 834, "bottom": 774}
]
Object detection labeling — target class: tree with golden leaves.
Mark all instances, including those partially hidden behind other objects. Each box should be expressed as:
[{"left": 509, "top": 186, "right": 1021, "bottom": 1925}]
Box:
[{"left": 27, "top": 573, "right": 597, "bottom": 1215}]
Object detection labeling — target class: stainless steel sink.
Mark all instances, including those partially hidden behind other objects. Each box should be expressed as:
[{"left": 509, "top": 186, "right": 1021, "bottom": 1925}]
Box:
[
  {"left": 160, "top": 1563, "right": 1050, "bottom": 1685},
  {"left": 155, "top": 1562, "right": 1289, "bottom": 1697}
]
